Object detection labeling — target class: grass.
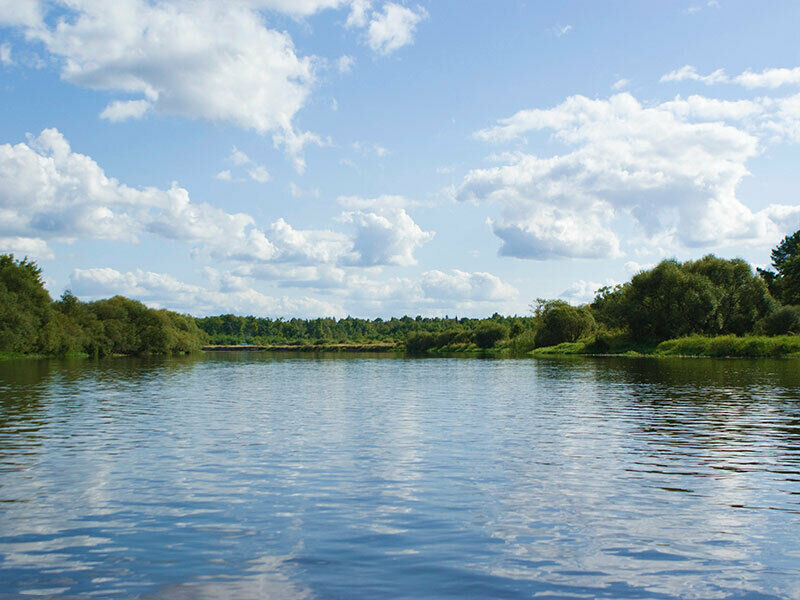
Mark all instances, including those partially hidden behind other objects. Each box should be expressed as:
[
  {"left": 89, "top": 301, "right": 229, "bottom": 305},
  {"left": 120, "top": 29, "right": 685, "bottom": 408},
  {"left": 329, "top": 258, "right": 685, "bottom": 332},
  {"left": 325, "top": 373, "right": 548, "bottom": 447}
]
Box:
[{"left": 529, "top": 334, "right": 800, "bottom": 358}]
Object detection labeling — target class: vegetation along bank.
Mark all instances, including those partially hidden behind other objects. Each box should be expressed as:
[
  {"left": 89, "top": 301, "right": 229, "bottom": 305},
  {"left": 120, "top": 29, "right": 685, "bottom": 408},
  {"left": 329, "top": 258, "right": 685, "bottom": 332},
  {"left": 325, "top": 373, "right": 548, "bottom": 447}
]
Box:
[{"left": 2, "top": 230, "right": 800, "bottom": 359}]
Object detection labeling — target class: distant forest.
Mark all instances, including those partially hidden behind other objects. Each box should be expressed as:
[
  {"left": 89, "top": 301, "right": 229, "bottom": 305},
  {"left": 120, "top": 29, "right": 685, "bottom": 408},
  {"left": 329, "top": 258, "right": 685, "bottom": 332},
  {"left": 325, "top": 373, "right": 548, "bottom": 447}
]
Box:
[{"left": 1, "top": 229, "right": 799, "bottom": 358}]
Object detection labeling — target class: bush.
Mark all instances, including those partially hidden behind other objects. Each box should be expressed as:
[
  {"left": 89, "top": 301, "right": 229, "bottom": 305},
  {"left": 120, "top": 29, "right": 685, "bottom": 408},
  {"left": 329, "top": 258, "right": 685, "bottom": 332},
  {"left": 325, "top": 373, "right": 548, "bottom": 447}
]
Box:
[
  {"left": 508, "top": 329, "right": 537, "bottom": 354},
  {"left": 472, "top": 322, "right": 509, "bottom": 349},
  {"left": 405, "top": 331, "right": 436, "bottom": 353},
  {"left": 534, "top": 300, "right": 596, "bottom": 347},
  {"left": 759, "top": 305, "right": 800, "bottom": 336}
]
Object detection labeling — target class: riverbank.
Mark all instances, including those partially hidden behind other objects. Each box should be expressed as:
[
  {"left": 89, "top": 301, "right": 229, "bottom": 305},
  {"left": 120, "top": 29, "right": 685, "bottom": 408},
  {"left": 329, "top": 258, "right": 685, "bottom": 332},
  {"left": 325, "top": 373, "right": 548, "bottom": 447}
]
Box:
[
  {"left": 203, "top": 342, "right": 400, "bottom": 353},
  {"left": 529, "top": 334, "right": 800, "bottom": 358}
]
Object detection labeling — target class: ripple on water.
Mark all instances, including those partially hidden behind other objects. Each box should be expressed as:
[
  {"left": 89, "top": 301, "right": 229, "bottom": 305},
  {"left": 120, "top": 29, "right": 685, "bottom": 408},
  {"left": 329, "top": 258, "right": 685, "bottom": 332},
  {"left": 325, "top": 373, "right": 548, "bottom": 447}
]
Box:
[{"left": 1, "top": 354, "right": 799, "bottom": 599}]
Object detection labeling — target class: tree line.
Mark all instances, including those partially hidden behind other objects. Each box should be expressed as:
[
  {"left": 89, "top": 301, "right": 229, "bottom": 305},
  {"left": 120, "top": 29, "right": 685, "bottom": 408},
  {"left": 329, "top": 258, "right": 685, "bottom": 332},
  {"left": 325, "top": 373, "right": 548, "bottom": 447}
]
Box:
[
  {"left": 0, "top": 254, "right": 207, "bottom": 357},
  {"left": 2, "top": 229, "right": 799, "bottom": 357}
]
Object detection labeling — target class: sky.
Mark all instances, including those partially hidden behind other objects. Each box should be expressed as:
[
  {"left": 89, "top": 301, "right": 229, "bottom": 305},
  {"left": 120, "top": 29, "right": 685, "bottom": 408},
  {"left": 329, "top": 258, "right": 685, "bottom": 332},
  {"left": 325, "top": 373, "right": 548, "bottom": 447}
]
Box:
[{"left": 1, "top": 0, "right": 799, "bottom": 319}]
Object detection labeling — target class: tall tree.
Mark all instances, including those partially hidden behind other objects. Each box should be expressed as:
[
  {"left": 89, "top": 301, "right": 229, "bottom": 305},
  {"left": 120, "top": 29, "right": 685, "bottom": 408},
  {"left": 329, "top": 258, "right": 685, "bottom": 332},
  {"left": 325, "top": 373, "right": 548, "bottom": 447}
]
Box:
[{"left": 758, "top": 229, "right": 800, "bottom": 305}]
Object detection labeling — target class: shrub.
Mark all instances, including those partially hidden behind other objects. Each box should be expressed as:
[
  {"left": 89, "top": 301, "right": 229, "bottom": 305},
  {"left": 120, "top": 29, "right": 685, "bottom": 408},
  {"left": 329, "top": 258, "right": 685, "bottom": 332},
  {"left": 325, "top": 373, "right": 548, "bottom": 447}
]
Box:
[
  {"left": 534, "top": 300, "right": 596, "bottom": 347},
  {"left": 759, "top": 305, "right": 800, "bottom": 336},
  {"left": 472, "top": 322, "right": 509, "bottom": 349},
  {"left": 405, "top": 331, "right": 436, "bottom": 353}
]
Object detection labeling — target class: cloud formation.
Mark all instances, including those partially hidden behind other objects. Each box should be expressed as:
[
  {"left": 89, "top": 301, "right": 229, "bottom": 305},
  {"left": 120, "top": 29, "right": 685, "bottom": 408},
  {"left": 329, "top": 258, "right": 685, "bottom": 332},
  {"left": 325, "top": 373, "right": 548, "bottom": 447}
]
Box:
[
  {"left": 69, "top": 266, "right": 347, "bottom": 318},
  {"left": 15, "top": 0, "right": 317, "bottom": 168},
  {"left": 661, "top": 64, "right": 800, "bottom": 89},
  {"left": 366, "top": 3, "right": 427, "bottom": 55},
  {"left": 0, "top": 129, "right": 434, "bottom": 269},
  {"left": 463, "top": 92, "right": 800, "bottom": 259}
]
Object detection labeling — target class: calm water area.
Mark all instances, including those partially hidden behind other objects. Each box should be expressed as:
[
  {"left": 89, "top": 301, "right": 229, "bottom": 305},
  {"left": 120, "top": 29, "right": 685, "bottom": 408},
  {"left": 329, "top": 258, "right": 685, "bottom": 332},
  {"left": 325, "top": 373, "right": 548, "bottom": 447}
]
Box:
[{"left": 1, "top": 353, "right": 799, "bottom": 599}]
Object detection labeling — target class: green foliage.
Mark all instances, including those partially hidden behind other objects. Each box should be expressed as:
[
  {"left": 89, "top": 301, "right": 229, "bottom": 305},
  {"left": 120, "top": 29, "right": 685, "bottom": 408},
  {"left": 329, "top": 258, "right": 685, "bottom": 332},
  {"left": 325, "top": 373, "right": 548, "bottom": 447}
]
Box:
[
  {"left": 533, "top": 299, "right": 596, "bottom": 347},
  {"left": 622, "top": 260, "right": 718, "bottom": 341},
  {"left": 472, "top": 322, "right": 509, "bottom": 349},
  {"left": 758, "top": 305, "right": 800, "bottom": 336},
  {"left": 0, "top": 254, "right": 55, "bottom": 353},
  {"left": 405, "top": 331, "right": 436, "bottom": 354},
  {"left": 508, "top": 329, "right": 537, "bottom": 354},
  {"left": 656, "top": 334, "right": 800, "bottom": 357},
  {"left": 683, "top": 255, "right": 775, "bottom": 335},
  {"left": 759, "top": 229, "right": 800, "bottom": 305},
  {"left": 0, "top": 255, "right": 206, "bottom": 357}
]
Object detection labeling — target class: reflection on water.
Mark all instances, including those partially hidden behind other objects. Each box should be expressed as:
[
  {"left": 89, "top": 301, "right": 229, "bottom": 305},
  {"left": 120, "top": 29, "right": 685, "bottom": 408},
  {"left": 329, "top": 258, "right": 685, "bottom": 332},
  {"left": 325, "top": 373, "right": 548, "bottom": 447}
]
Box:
[{"left": 1, "top": 353, "right": 799, "bottom": 599}]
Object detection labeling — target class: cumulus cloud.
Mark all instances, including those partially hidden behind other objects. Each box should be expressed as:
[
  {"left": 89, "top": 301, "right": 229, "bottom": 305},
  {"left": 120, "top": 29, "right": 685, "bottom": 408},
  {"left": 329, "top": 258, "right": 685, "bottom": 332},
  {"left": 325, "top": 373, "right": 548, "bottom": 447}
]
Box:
[
  {"left": 339, "top": 207, "right": 434, "bottom": 266},
  {"left": 69, "top": 267, "right": 346, "bottom": 318},
  {"left": 419, "top": 269, "right": 518, "bottom": 302},
  {"left": 1, "top": 129, "right": 434, "bottom": 267},
  {"left": 463, "top": 92, "right": 800, "bottom": 259},
  {"left": 0, "top": 128, "right": 282, "bottom": 262},
  {"left": 0, "top": 236, "right": 54, "bottom": 260},
  {"left": 366, "top": 3, "right": 427, "bottom": 55},
  {"left": 13, "top": 0, "right": 318, "bottom": 170},
  {"left": 734, "top": 67, "right": 800, "bottom": 89},
  {"left": 68, "top": 262, "right": 519, "bottom": 318}
]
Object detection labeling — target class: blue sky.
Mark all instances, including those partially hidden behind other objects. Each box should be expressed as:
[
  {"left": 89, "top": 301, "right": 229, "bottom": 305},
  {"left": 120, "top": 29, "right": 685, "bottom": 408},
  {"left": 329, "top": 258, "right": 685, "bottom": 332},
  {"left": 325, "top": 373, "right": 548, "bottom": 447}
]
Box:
[{"left": 1, "top": 0, "right": 799, "bottom": 318}]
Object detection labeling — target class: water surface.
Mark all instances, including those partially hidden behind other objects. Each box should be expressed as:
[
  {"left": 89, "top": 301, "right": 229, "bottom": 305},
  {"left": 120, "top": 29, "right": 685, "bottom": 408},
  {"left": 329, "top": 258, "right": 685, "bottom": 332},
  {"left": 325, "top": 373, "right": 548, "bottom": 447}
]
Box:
[{"left": 1, "top": 354, "right": 799, "bottom": 599}]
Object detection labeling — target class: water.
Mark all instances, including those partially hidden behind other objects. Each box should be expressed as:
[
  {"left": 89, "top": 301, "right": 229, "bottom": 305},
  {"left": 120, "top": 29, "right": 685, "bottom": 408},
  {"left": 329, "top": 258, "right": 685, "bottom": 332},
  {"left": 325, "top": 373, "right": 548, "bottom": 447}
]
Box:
[{"left": 1, "top": 353, "right": 799, "bottom": 599}]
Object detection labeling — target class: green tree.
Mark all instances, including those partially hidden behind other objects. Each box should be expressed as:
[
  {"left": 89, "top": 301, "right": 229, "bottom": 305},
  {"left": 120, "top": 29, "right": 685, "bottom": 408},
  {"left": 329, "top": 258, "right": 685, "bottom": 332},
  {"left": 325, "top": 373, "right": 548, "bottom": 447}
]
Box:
[
  {"left": 758, "top": 229, "right": 800, "bottom": 305},
  {"left": 533, "top": 299, "right": 596, "bottom": 347},
  {"left": 0, "top": 254, "right": 54, "bottom": 353},
  {"left": 472, "top": 322, "right": 509, "bottom": 349},
  {"left": 683, "top": 255, "right": 774, "bottom": 335},
  {"left": 622, "top": 260, "right": 718, "bottom": 342}
]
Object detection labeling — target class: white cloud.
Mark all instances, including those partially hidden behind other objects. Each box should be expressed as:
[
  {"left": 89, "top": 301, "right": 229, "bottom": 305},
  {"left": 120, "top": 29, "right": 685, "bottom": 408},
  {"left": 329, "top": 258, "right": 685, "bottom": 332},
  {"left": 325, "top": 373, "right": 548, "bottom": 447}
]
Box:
[
  {"left": 0, "top": 43, "right": 12, "bottom": 66},
  {"left": 0, "top": 0, "right": 42, "bottom": 27},
  {"left": 230, "top": 147, "right": 252, "bottom": 166},
  {"left": 248, "top": 165, "right": 271, "bottom": 183},
  {"left": 17, "top": 1, "right": 318, "bottom": 169},
  {"left": 0, "top": 236, "right": 54, "bottom": 260},
  {"left": 420, "top": 269, "right": 518, "bottom": 302},
  {"left": 560, "top": 279, "right": 616, "bottom": 304},
  {"left": 661, "top": 64, "right": 800, "bottom": 90},
  {"left": 463, "top": 92, "right": 800, "bottom": 258},
  {"left": 734, "top": 67, "right": 800, "bottom": 89},
  {"left": 67, "top": 263, "right": 518, "bottom": 318},
  {"left": 611, "top": 78, "right": 629, "bottom": 91},
  {"left": 367, "top": 3, "right": 427, "bottom": 55},
  {"left": 0, "top": 128, "right": 273, "bottom": 262},
  {"left": 69, "top": 267, "right": 346, "bottom": 318},
  {"left": 223, "top": 147, "right": 272, "bottom": 183},
  {"left": 99, "top": 99, "right": 152, "bottom": 122},
  {"left": 340, "top": 207, "right": 433, "bottom": 266},
  {"left": 660, "top": 65, "right": 728, "bottom": 85},
  {"left": 337, "top": 55, "right": 355, "bottom": 73},
  {"left": 346, "top": 0, "right": 371, "bottom": 27},
  {"left": 1, "top": 129, "right": 434, "bottom": 273},
  {"left": 267, "top": 218, "right": 353, "bottom": 265}
]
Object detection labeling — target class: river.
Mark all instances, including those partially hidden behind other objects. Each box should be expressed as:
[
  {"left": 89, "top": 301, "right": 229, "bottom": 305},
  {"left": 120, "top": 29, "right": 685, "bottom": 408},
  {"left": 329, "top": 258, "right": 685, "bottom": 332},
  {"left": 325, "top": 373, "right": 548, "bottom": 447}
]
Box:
[{"left": 1, "top": 353, "right": 798, "bottom": 599}]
